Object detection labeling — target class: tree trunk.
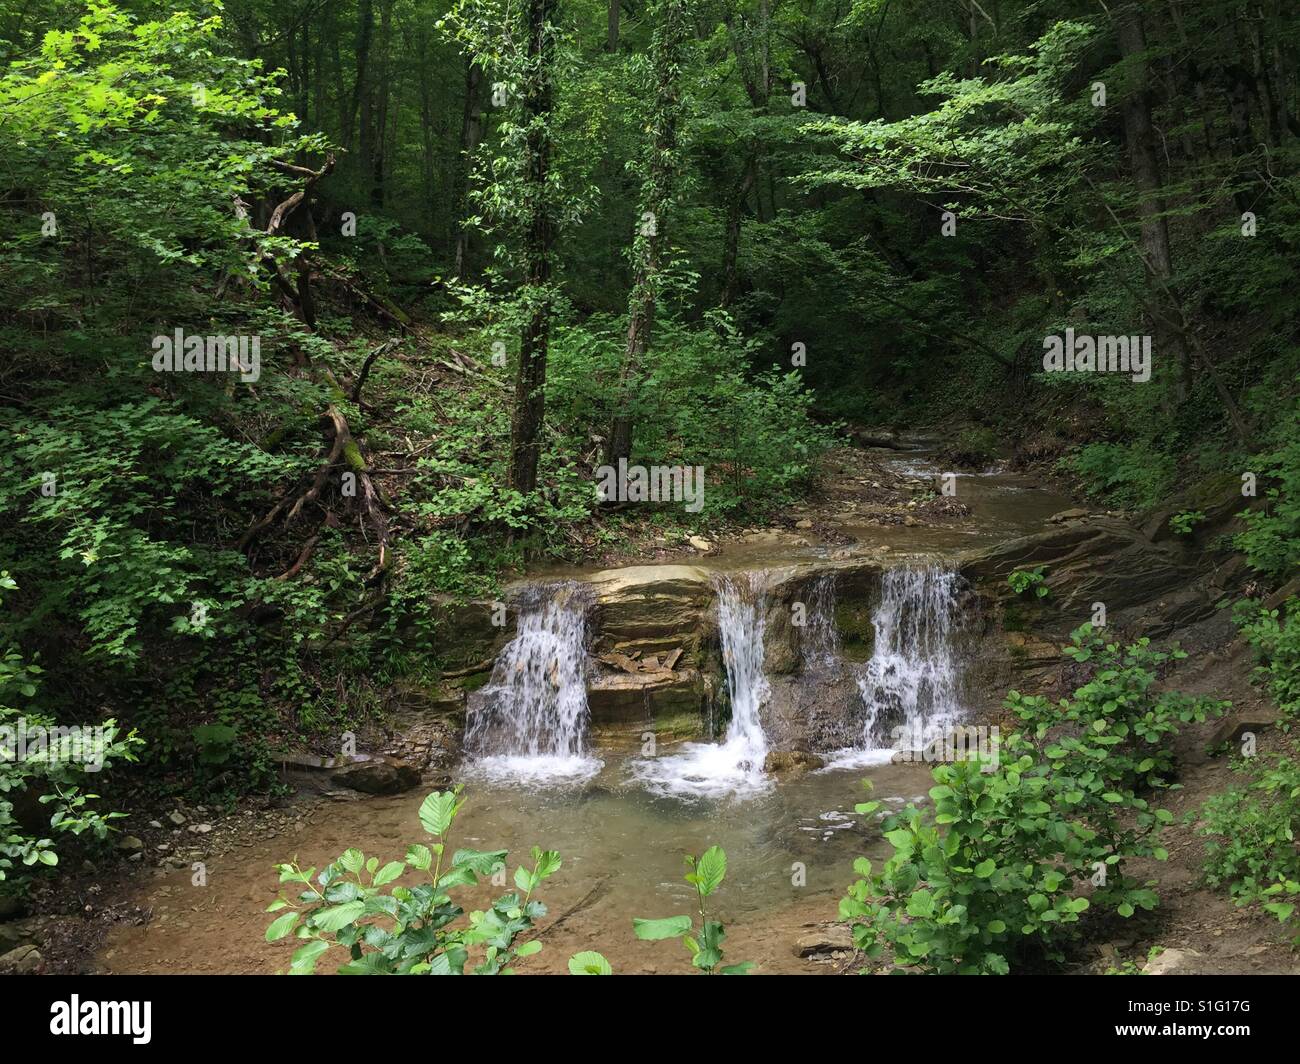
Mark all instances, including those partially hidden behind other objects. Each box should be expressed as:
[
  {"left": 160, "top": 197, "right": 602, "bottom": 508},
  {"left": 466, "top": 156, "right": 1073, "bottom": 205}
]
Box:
[
  {"left": 606, "top": 0, "right": 689, "bottom": 465},
  {"left": 508, "top": 0, "right": 558, "bottom": 498},
  {"left": 1116, "top": 4, "right": 1189, "bottom": 401},
  {"left": 453, "top": 58, "right": 484, "bottom": 278},
  {"left": 349, "top": 0, "right": 375, "bottom": 156}
]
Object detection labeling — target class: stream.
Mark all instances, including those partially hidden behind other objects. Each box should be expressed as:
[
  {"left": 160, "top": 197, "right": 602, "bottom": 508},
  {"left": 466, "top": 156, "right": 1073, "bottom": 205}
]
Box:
[{"left": 100, "top": 440, "right": 1076, "bottom": 974}]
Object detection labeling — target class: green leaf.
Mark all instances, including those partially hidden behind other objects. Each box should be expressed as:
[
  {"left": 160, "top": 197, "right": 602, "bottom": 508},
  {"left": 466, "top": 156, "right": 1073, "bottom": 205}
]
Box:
[
  {"left": 372, "top": 861, "right": 405, "bottom": 886},
  {"left": 311, "top": 900, "right": 366, "bottom": 932},
  {"left": 289, "top": 939, "right": 330, "bottom": 975},
  {"left": 265, "top": 911, "right": 299, "bottom": 941},
  {"left": 974, "top": 859, "right": 997, "bottom": 878},
  {"left": 568, "top": 950, "right": 613, "bottom": 975},
  {"left": 692, "top": 846, "right": 726, "bottom": 897},
  {"left": 632, "top": 915, "right": 693, "bottom": 941},
  {"left": 418, "top": 791, "right": 461, "bottom": 837}
]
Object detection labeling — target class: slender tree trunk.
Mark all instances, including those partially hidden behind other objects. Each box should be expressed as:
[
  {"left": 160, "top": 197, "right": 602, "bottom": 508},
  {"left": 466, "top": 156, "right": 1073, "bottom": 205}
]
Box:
[
  {"left": 454, "top": 58, "right": 484, "bottom": 278},
  {"left": 720, "top": 154, "right": 755, "bottom": 308},
  {"left": 350, "top": 0, "right": 375, "bottom": 156},
  {"left": 606, "top": 0, "right": 690, "bottom": 464},
  {"left": 508, "top": 0, "right": 558, "bottom": 497},
  {"left": 1116, "top": 4, "right": 1190, "bottom": 401},
  {"left": 607, "top": 0, "right": 619, "bottom": 51}
]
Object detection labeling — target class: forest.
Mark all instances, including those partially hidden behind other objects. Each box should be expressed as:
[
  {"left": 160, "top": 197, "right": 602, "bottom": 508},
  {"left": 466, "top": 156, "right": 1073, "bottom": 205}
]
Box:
[{"left": 1, "top": 0, "right": 1298, "bottom": 994}]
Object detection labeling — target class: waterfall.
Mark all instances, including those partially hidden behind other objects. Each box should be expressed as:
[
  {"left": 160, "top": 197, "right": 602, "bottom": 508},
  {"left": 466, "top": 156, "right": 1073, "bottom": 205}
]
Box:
[
  {"left": 629, "top": 572, "right": 772, "bottom": 799},
  {"left": 463, "top": 582, "right": 602, "bottom": 784},
  {"left": 799, "top": 572, "right": 842, "bottom": 672},
  {"left": 826, "top": 565, "right": 966, "bottom": 768}
]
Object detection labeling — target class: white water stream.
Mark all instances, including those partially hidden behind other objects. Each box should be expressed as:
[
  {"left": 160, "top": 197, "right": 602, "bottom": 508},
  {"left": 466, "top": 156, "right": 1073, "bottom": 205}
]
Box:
[
  {"left": 463, "top": 583, "right": 603, "bottom": 784},
  {"left": 629, "top": 573, "right": 773, "bottom": 799}
]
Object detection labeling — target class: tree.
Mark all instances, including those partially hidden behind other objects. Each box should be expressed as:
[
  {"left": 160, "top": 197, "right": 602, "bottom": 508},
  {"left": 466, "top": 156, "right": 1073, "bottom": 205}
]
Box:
[{"left": 605, "top": 0, "right": 692, "bottom": 465}]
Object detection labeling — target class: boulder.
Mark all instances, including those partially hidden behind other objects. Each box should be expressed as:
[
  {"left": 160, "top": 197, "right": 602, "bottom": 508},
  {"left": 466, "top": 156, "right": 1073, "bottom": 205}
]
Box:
[
  {"left": 792, "top": 924, "right": 855, "bottom": 957},
  {"left": 763, "top": 671, "right": 866, "bottom": 752},
  {"left": 764, "top": 750, "right": 826, "bottom": 775},
  {"left": 331, "top": 756, "right": 422, "bottom": 795},
  {"left": 1142, "top": 948, "right": 1202, "bottom": 975},
  {"left": 1048, "top": 508, "right": 1089, "bottom": 523},
  {"left": 0, "top": 944, "right": 41, "bottom": 974}
]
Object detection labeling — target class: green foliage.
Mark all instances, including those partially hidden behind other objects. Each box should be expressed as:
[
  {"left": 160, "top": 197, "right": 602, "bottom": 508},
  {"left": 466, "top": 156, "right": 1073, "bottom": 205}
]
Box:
[
  {"left": 1236, "top": 425, "right": 1300, "bottom": 581},
  {"left": 844, "top": 625, "right": 1225, "bottom": 974},
  {"left": 1198, "top": 753, "right": 1300, "bottom": 942},
  {"left": 1062, "top": 444, "right": 1177, "bottom": 511},
  {"left": 567, "top": 950, "right": 613, "bottom": 975},
  {"left": 0, "top": 574, "right": 141, "bottom": 886},
  {"left": 1168, "top": 511, "right": 1207, "bottom": 536},
  {"left": 1234, "top": 599, "right": 1300, "bottom": 724},
  {"left": 1010, "top": 624, "right": 1230, "bottom": 792},
  {"left": 633, "top": 845, "right": 754, "bottom": 974},
  {"left": 1008, "top": 567, "right": 1049, "bottom": 598},
  {"left": 265, "top": 788, "right": 562, "bottom": 974},
  {"left": 547, "top": 316, "right": 838, "bottom": 515}
]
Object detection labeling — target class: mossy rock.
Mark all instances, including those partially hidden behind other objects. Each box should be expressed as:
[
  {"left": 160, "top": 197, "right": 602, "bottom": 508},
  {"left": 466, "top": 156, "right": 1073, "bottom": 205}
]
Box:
[{"left": 833, "top": 601, "right": 875, "bottom": 662}]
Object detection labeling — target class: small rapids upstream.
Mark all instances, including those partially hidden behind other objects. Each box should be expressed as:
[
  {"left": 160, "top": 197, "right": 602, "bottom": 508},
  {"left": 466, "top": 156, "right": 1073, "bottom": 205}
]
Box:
[
  {"left": 463, "top": 582, "right": 603, "bottom": 784},
  {"left": 630, "top": 573, "right": 773, "bottom": 799}
]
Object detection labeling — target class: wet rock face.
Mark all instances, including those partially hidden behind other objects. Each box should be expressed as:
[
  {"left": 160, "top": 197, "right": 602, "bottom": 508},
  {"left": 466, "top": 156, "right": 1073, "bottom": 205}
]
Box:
[
  {"left": 585, "top": 564, "right": 717, "bottom": 661},
  {"left": 762, "top": 670, "right": 866, "bottom": 752},
  {"left": 958, "top": 517, "right": 1217, "bottom": 636},
  {"left": 330, "top": 755, "right": 422, "bottom": 795}
]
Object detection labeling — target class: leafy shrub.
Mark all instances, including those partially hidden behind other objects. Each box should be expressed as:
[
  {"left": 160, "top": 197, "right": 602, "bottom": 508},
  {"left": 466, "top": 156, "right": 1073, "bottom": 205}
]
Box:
[
  {"left": 1234, "top": 599, "right": 1300, "bottom": 723},
  {"left": 1007, "top": 623, "right": 1230, "bottom": 792},
  {"left": 843, "top": 753, "right": 1098, "bottom": 974},
  {"left": 265, "top": 788, "right": 562, "bottom": 974},
  {"left": 1168, "top": 510, "right": 1206, "bottom": 535},
  {"left": 1062, "top": 442, "right": 1176, "bottom": 510},
  {"left": 1235, "top": 423, "right": 1300, "bottom": 581},
  {"left": 546, "top": 315, "right": 837, "bottom": 515},
  {"left": 942, "top": 426, "right": 1001, "bottom": 469},
  {"left": 843, "top": 625, "right": 1226, "bottom": 974},
  {"left": 0, "top": 574, "right": 141, "bottom": 886},
  {"left": 633, "top": 845, "right": 754, "bottom": 974},
  {"left": 1008, "top": 566, "right": 1049, "bottom": 598},
  {"left": 1197, "top": 753, "right": 1300, "bottom": 941}
]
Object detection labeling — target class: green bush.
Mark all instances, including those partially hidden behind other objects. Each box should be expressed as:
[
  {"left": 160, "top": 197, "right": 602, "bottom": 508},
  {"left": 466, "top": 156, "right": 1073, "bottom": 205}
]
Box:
[
  {"left": 1235, "top": 421, "right": 1300, "bottom": 581},
  {"left": 633, "top": 844, "right": 754, "bottom": 974},
  {"left": 843, "top": 625, "right": 1226, "bottom": 974},
  {"left": 1198, "top": 753, "right": 1300, "bottom": 941},
  {"left": 0, "top": 574, "right": 141, "bottom": 887},
  {"left": 1234, "top": 599, "right": 1300, "bottom": 723},
  {"left": 266, "top": 788, "right": 562, "bottom": 974},
  {"left": 1061, "top": 442, "right": 1176, "bottom": 510}
]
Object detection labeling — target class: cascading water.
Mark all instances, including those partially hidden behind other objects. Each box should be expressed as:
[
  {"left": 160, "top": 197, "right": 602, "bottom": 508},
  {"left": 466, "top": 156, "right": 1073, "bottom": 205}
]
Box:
[
  {"left": 629, "top": 573, "right": 773, "bottom": 799},
  {"left": 799, "top": 572, "right": 842, "bottom": 672},
  {"left": 463, "top": 582, "right": 602, "bottom": 784},
  {"left": 827, "top": 564, "right": 965, "bottom": 768}
]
